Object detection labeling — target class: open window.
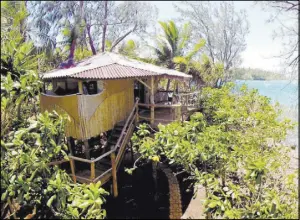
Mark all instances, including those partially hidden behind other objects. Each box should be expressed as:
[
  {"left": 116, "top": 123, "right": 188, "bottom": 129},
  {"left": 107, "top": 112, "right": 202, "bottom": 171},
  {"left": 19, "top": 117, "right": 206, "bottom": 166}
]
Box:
[
  {"left": 82, "top": 80, "right": 104, "bottom": 95},
  {"left": 44, "top": 79, "right": 104, "bottom": 96},
  {"left": 52, "top": 79, "right": 79, "bottom": 95}
]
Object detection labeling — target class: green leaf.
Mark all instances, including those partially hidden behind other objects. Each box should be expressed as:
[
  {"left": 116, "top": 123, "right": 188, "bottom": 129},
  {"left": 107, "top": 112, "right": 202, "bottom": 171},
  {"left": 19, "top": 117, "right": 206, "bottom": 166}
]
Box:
[
  {"left": 208, "top": 201, "right": 218, "bottom": 208},
  {"left": 47, "top": 195, "right": 57, "bottom": 207}
]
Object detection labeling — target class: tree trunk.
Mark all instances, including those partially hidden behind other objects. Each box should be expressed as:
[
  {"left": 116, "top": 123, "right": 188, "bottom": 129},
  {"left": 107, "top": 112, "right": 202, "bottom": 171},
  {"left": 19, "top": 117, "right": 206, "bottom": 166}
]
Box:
[
  {"left": 68, "top": 39, "right": 76, "bottom": 60},
  {"left": 101, "top": 1, "right": 108, "bottom": 52},
  {"left": 87, "top": 25, "right": 96, "bottom": 55},
  {"left": 63, "top": 1, "right": 84, "bottom": 67}
]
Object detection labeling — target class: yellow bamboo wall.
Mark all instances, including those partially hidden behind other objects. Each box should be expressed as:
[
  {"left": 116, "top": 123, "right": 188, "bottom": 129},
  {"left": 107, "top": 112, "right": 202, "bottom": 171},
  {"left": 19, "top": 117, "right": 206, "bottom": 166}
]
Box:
[{"left": 40, "top": 79, "right": 134, "bottom": 140}]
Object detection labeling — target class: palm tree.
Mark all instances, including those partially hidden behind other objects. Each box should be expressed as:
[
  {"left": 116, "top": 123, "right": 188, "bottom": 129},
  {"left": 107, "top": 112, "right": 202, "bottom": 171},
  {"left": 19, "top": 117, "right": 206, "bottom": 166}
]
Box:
[{"left": 152, "top": 21, "right": 205, "bottom": 91}]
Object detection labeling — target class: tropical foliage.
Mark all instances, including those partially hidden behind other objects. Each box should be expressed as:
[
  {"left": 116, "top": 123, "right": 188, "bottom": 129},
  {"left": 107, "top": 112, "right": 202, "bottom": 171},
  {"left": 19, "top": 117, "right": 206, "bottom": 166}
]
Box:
[
  {"left": 151, "top": 21, "right": 207, "bottom": 90},
  {"left": 1, "top": 2, "right": 108, "bottom": 219},
  {"left": 2, "top": 1, "right": 295, "bottom": 219},
  {"left": 131, "top": 83, "right": 298, "bottom": 219}
]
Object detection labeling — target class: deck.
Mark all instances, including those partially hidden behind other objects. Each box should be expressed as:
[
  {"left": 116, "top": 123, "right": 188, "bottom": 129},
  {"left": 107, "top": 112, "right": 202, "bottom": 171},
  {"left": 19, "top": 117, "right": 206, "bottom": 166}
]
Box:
[{"left": 138, "top": 104, "right": 200, "bottom": 127}]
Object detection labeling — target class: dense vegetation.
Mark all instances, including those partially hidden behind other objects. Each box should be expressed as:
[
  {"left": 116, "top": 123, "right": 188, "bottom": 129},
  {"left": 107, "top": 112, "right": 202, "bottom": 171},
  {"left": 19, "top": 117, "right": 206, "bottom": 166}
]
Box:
[
  {"left": 231, "top": 68, "right": 287, "bottom": 80},
  {"left": 1, "top": 1, "right": 297, "bottom": 219},
  {"left": 1, "top": 2, "right": 108, "bottom": 219},
  {"left": 131, "top": 83, "right": 298, "bottom": 219}
]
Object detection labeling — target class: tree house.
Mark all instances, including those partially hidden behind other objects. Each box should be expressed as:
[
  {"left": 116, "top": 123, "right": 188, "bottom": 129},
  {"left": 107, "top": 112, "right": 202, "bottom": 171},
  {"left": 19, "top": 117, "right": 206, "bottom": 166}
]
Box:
[{"left": 40, "top": 52, "right": 193, "bottom": 196}]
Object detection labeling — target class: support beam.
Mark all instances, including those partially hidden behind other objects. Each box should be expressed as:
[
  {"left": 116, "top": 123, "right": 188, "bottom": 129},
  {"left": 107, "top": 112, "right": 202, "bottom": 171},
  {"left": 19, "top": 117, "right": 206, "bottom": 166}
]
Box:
[
  {"left": 70, "top": 159, "right": 77, "bottom": 183},
  {"left": 67, "top": 137, "right": 76, "bottom": 170},
  {"left": 135, "top": 78, "right": 151, "bottom": 89},
  {"left": 175, "top": 105, "right": 182, "bottom": 121},
  {"left": 90, "top": 162, "right": 95, "bottom": 180},
  {"left": 135, "top": 97, "right": 139, "bottom": 124},
  {"left": 150, "top": 76, "right": 155, "bottom": 125},
  {"left": 78, "top": 80, "right": 83, "bottom": 94},
  {"left": 83, "top": 140, "right": 90, "bottom": 159},
  {"left": 111, "top": 152, "right": 118, "bottom": 197}
]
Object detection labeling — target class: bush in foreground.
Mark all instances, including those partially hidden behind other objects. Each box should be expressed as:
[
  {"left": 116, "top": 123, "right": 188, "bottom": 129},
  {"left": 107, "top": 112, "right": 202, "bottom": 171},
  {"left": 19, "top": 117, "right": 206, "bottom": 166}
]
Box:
[{"left": 131, "top": 83, "right": 298, "bottom": 219}]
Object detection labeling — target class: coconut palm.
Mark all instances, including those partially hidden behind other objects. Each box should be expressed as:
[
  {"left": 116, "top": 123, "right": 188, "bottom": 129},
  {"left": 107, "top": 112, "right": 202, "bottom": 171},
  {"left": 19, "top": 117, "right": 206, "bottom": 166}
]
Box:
[{"left": 152, "top": 20, "right": 205, "bottom": 90}]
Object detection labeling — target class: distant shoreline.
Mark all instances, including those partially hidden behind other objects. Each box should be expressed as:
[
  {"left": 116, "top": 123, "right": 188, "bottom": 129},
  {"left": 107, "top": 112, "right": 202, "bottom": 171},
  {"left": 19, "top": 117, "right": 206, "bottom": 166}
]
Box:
[{"left": 235, "top": 79, "right": 297, "bottom": 81}]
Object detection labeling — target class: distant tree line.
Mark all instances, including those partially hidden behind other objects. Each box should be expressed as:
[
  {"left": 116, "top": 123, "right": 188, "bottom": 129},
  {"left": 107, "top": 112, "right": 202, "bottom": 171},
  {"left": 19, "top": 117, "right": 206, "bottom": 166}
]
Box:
[{"left": 230, "top": 67, "right": 288, "bottom": 80}]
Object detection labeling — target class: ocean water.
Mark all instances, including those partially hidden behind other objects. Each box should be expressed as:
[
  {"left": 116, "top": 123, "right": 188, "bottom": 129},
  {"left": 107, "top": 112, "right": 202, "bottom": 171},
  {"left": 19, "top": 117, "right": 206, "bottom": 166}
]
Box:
[{"left": 235, "top": 80, "right": 298, "bottom": 108}]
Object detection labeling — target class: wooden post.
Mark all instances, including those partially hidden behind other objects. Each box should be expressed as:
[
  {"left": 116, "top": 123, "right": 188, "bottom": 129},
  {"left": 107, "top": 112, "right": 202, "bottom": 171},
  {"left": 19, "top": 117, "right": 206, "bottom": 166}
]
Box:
[
  {"left": 135, "top": 97, "right": 139, "bottom": 124},
  {"left": 90, "top": 162, "right": 95, "bottom": 180},
  {"left": 83, "top": 140, "right": 90, "bottom": 160},
  {"left": 78, "top": 80, "right": 83, "bottom": 94},
  {"left": 70, "top": 159, "right": 77, "bottom": 183},
  {"left": 150, "top": 76, "right": 155, "bottom": 125},
  {"left": 111, "top": 152, "right": 118, "bottom": 197},
  {"left": 176, "top": 105, "right": 181, "bottom": 121}
]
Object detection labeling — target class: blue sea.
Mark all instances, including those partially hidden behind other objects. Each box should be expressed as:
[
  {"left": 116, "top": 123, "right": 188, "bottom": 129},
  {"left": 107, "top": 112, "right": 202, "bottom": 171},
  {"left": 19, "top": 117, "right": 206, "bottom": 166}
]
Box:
[{"left": 235, "top": 80, "right": 298, "bottom": 108}]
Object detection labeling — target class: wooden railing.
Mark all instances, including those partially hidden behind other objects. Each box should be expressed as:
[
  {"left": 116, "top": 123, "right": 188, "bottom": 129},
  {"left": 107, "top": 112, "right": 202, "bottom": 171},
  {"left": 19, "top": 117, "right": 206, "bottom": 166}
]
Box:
[
  {"left": 138, "top": 103, "right": 182, "bottom": 123},
  {"left": 178, "top": 91, "right": 201, "bottom": 107},
  {"left": 154, "top": 90, "right": 201, "bottom": 107},
  {"left": 67, "top": 98, "right": 140, "bottom": 192}
]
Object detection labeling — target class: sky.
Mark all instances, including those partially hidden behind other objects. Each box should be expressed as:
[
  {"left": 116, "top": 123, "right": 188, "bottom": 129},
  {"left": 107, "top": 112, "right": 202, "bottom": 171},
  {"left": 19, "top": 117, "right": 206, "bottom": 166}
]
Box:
[{"left": 146, "top": 1, "right": 292, "bottom": 73}]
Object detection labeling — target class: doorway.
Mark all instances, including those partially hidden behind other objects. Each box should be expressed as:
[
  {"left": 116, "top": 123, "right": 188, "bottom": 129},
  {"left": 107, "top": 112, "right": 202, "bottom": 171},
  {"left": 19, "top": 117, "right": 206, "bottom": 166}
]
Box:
[{"left": 134, "top": 80, "right": 145, "bottom": 103}]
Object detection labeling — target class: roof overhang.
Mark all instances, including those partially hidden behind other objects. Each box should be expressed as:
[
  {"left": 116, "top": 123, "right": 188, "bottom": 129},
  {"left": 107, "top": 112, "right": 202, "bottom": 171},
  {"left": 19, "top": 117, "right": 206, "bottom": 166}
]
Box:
[{"left": 40, "top": 52, "right": 192, "bottom": 81}]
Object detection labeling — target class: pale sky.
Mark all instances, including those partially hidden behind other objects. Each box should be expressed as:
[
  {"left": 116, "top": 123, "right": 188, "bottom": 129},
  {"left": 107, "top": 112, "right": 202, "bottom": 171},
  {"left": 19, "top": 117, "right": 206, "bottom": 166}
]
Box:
[{"left": 146, "top": 1, "right": 291, "bottom": 73}]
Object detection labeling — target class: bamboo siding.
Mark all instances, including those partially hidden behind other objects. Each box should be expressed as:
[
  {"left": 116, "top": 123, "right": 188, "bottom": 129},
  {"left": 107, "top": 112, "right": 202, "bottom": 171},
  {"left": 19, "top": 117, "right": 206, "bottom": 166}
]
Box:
[{"left": 40, "top": 79, "right": 134, "bottom": 139}]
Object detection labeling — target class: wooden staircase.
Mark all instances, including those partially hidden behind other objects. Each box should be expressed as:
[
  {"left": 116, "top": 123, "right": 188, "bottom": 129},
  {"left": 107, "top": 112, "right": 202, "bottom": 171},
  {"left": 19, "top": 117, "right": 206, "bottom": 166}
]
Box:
[{"left": 68, "top": 98, "right": 139, "bottom": 196}]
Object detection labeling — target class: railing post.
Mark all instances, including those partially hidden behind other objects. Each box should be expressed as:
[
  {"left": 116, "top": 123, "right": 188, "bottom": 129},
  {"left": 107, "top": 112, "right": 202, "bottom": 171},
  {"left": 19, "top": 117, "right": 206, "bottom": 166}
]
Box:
[
  {"left": 150, "top": 76, "right": 155, "bottom": 125},
  {"left": 135, "top": 97, "right": 139, "bottom": 124},
  {"left": 111, "top": 152, "right": 118, "bottom": 197},
  {"left": 176, "top": 104, "right": 181, "bottom": 121},
  {"left": 70, "top": 159, "right": 77, "bottom": 183},
  {"left": 90, "top": 162, "right": 95, "bottom": 180}
]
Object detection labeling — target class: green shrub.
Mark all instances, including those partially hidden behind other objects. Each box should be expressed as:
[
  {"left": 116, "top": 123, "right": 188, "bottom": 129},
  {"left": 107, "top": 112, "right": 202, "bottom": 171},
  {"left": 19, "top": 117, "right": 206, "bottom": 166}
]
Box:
[{"left": 131, "top": 83, "right": 298, "bottom": 219}]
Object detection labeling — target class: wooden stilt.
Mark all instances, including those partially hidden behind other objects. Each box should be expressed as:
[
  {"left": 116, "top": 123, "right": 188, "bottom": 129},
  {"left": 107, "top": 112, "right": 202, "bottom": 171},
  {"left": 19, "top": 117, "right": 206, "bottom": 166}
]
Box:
[
  {"left": 90, "top": 162, "right": 95, "bottom": 180},
  {"left": 150, "top": 76, "right": 155, "bottom": 125},
  {"left": 111, "top": 152, "right": 118, "bottom": 197},
  {"left": 70, "top": 159, "right": 77, "bottom": 183},
  {"left": 176, "top": 105, "right": 181, "bottom": 121},
  {"left": 135, "top": 97, "right": 139, "bottom": 124}
]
